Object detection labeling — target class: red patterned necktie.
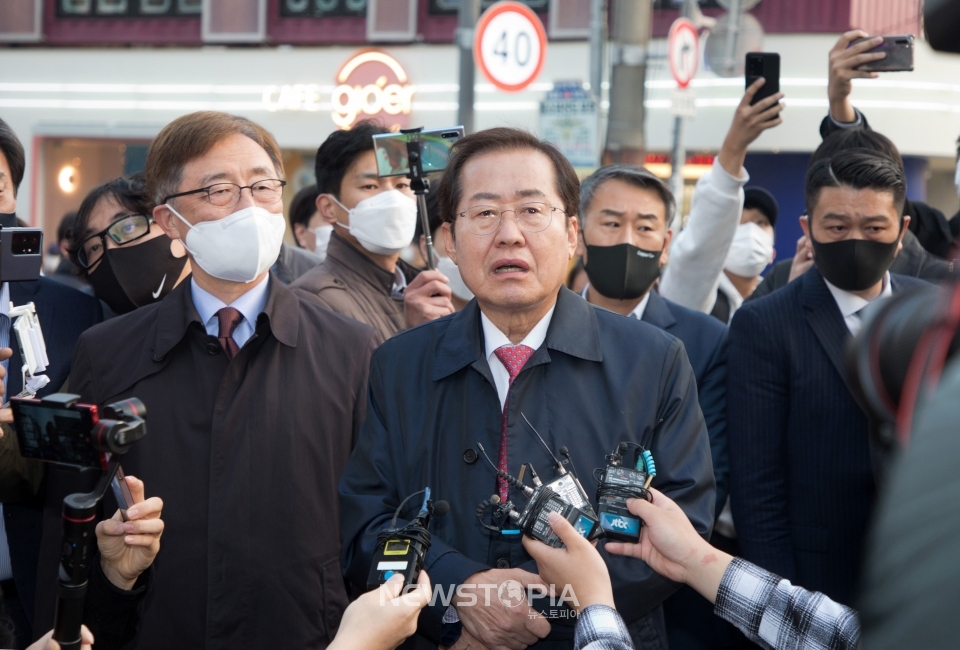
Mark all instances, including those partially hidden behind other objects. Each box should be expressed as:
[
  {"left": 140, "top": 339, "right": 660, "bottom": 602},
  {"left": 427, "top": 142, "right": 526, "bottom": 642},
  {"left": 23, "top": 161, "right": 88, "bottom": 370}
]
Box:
[
  {"left": 216, "top": 307, "right": 244, "bottom": 361},
  {"left": 492, "top": 344, "right": 536, "bottom": 501}
]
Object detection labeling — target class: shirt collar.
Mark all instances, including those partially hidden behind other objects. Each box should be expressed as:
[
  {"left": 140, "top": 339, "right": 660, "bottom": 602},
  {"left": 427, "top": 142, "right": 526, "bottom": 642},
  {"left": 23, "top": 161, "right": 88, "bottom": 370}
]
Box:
[
  {"left": 481, "top": 303, "right": 556, "bottom": 361},
  {"left": 191, "top": 274, "right": 270, "bottom": 331},
  {"left": 579, "top": 282, "right": 651, "bottom": 320},
  {"left": 823, "top": 271, "right": 892, "bottom": 318}
]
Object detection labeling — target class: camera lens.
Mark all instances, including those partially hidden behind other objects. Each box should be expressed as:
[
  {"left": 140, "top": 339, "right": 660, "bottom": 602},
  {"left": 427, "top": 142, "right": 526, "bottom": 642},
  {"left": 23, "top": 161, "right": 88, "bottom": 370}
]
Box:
[{"left": 12, "top": 231, "right": 41, "bottom": 255}]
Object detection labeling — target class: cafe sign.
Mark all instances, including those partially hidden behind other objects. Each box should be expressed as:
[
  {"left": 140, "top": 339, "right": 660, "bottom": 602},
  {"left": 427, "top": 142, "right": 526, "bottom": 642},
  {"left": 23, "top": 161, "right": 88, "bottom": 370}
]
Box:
[{"left": 332, "top": 50, "right": 415, "bottom": 130}]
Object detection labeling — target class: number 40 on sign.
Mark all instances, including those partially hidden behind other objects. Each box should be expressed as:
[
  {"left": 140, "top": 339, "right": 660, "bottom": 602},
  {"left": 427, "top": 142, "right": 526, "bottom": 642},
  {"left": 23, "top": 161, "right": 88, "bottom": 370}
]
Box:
[{"left": 474, "top": 1, "right": 548, "bottom": 93}]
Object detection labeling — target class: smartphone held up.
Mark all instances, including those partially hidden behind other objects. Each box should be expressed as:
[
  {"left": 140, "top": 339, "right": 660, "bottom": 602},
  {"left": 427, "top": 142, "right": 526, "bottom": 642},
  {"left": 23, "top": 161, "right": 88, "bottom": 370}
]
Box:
[{"left": 852, "top": 34, "right": 915, "bottom": 72}]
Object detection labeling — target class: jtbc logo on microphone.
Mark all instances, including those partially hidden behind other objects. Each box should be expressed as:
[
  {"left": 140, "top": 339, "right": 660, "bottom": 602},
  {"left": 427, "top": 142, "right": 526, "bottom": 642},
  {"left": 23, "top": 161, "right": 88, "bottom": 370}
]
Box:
[{"left": 332, "top": 50, "right": 415, "bottom": 130}]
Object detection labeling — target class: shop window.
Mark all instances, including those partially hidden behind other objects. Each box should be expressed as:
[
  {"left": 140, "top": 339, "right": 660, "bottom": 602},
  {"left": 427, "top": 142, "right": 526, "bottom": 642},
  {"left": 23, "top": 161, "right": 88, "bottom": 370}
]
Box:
[
  {"left": 548, "top": 0, "right": 590, "bottom": 39},
  {"left": 367, "top": 0, "right": 416, "bottom": 41},
  {"left": 279, "top": 0, "right": 366, "bottom": 18},
  {"left": 428, "top": 0, "right": 547, "bottom": 14},
  {"left": 58, "top": 0, "right": 200, "bottom": 15},
  {"left": 202, "top": 0, "right": 266, "bottom": 42}
]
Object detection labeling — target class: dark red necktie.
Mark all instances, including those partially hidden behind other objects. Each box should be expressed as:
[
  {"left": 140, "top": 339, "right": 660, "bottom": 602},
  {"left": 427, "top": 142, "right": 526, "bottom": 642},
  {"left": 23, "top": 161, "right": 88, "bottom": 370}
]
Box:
[
  {"left": 216, "top": 307, "right": 244, "bottom": 361},
  {"left": 493, "top": 344, "right": 535, "bottom": 501}
]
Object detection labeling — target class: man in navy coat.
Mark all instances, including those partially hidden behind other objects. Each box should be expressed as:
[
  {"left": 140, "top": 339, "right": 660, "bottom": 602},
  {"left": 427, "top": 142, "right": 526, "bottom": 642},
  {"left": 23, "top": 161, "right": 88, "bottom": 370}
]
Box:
[
  {"left": 574, "top": 165, "right": 730, "bottom": 650},
  {"left": 339, "top": 128, "right": 716, "bottom": 650},
  {"left": 727, "top": 148, "right": 928, "bottom": 606}
]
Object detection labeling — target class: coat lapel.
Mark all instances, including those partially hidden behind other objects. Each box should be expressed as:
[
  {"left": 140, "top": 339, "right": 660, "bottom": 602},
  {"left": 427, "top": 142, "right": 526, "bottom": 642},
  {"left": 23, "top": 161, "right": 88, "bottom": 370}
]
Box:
[
  {"left": 800, "top": 268, "right": 859, "bottom": 396},
  {"left": 640, "top": 291, "right": 677, "bottom": 332}
]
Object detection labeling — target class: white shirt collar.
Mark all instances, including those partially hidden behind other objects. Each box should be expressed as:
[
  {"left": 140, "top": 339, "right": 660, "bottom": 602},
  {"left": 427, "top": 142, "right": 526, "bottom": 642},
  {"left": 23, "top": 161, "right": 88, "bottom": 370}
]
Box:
[
  {"left": 481, "top": 304, "right": 556, "bottom": 361},
  {"left": 580, "top": 283, "right": 650, "bottom": 320},
  {"left": 823, "top": 272, "right": 892, "bottom": 319},
  {"left": 191, "top": 274, "right": 270, "bottom": 334}
]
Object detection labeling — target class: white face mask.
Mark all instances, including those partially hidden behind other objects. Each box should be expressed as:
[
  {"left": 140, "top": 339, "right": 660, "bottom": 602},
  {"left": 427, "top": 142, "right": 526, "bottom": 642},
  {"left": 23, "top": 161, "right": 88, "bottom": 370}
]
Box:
[
  {"left": 167, "top": 204, "right": 285, "bottom": 283},
  {"left": 954, "top": 159, "right": 960, "bottom": 197},
  {"left": 310, "top": 224, "right": 334, "bottom": 260},
  {"left": 725, "top": 222, "right": 774, "bottom": 278},
  {"left": 436, "top": 255, "right": 474, "bottom": 302},
  {"left": 331, "top": 190, "right": 418, "bottom": 256}
]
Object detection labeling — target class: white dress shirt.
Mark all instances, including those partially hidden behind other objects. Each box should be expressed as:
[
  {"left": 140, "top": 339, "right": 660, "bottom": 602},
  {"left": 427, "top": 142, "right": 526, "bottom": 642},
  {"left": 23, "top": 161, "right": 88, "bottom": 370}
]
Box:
[
  {"left": 191, "top": 275, "right": 270, "bottom": 348},
  {"left": 580, "top": 283, "right": 651, "bottom": 320},
  {"left": 823, "top": 272, "right": 892, "bottom": 337},
  {"left": 481, "top": 304, "right": 556, "bottom": 409}
]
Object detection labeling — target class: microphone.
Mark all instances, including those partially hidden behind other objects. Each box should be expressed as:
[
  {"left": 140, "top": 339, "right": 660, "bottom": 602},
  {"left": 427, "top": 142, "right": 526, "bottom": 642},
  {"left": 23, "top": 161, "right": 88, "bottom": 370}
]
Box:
[
  {"left": 432, "top": 500, "right": 450, "bottom": 517},
  {"left": 367, "top": 488, "right": 446, "bottom": 591}
]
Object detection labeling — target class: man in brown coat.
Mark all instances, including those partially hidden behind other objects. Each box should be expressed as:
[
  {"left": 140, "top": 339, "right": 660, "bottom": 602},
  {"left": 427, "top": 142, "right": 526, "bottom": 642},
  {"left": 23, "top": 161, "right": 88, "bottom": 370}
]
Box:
[
  {"left": 290, "top": 122, "right": 455, "bottom": 344},
  {"left": 33, "top": 112, "right": 377, "bottom": 649}
]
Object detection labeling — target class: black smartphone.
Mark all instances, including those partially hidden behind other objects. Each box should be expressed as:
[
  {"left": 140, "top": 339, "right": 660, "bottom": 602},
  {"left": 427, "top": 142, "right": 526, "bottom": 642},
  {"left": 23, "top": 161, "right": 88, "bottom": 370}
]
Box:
[
  {"left": 745, "top": 52, "right": 780, "bottom": 105},
  {"left": 11, "top": 396, "right": 104, "bottom": 469},
  {"left": 111, "top": 465, "right": 135, "bottom": 522},
  {"left": 852, "top": 35, "right": 915, "bottom": 72},
  {"left": 0, "top": 228, "right": 43, "bottom": 283},
  {"left": 372, "top": 127, "right": 465, "bottom": 178}
]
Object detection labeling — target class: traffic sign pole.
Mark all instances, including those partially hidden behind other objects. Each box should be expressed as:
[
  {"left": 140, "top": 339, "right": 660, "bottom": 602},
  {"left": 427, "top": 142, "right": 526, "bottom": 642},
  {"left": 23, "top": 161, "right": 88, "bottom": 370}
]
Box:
[{"left": 667, "top": 12, "right": 700, "bottom": 224}]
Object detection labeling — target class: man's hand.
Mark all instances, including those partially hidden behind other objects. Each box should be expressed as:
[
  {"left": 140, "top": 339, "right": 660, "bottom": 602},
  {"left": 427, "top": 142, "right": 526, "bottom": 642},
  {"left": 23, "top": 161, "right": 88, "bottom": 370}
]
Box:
[
  {"left": 404, "top": 269, "right": 455, "bottom": 328},
  {"left": 454, "top": 568, "right": 551, "bottom": 650},
  {"left": 446, "top": 628, "right": 488, "bottom": 649},
  {"left": 27, "top": 625, "right": 94, "bottom": 650},
  {"left": 717, "top": 79, "right": 785, "bottom": 178},
  {"left": 788, "top": 234, "right": 814, "bottom": 282},
  {"left": 0, "top": 347, "right": 13, "bottom": 425},
  {"left": 828, "top": 31, "right": 885, "bottom": 123},
  {"left": 605, "top": 489, "right": 733, "bottom": 605},
  {"left": 521, "top": 512, "right": 614, "bottom": 614},
  {"left": 330, "top": 571, "right": 431, "bottom": 650},
  {"left": 97, "top": 475, "right": 163, "bottom": 590}
]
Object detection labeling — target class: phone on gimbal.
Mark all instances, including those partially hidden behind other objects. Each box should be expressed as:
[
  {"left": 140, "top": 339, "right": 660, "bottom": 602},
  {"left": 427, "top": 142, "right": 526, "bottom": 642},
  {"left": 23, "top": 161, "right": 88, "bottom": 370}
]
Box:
[
  {"left": 0, "top": 227, "right": 43, "bottom": 282},
  {"left": 11, "top": 396, "right": 103, "bottom": 469},
  {"left": 372, "top": 127, "right": 465, "bottom": 178}
]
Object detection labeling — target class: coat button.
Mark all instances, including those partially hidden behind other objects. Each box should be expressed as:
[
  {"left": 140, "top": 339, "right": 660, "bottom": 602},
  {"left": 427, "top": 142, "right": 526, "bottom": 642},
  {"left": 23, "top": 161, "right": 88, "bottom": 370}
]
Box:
[
  {"left": 463, "top": 449, "right": 478, "bottom": 464},
  {"left": 496, "top": 558, "right": 510, "bottom": 569},
  {"left": 206, "top": 342, "right": 221, "bottom": 355}
]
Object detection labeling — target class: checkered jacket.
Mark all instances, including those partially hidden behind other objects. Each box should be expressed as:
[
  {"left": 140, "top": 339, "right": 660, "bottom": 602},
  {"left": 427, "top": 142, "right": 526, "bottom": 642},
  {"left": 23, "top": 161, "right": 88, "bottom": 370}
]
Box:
[{"left": 714, "top": 558, "right": 861, "bottom": 650}]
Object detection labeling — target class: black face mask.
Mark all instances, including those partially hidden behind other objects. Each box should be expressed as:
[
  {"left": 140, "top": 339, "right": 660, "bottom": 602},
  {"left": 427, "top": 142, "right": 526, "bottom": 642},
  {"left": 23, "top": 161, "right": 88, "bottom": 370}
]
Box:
[
  {"left": 584, "top": 243, "right": 662, "bottom": 301},
  {"left": 87, "top": 236, "right": 188, "bottom": 314},
  {"left": 810, "top": 234, "right": 899, "bottom": 292}
]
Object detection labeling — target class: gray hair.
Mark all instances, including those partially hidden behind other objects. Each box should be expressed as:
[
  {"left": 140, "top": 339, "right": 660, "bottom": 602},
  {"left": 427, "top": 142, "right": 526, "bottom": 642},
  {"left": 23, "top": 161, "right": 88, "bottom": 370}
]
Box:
[{"left": 578, "top": 165, "right": 675, "bottom": 227}]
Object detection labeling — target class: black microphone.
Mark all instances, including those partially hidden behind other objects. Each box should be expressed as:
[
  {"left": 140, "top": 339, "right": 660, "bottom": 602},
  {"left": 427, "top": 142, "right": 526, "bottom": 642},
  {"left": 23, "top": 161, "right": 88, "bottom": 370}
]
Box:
[{"left": 432, "top": 500, "right": 450, "bottom": 517}]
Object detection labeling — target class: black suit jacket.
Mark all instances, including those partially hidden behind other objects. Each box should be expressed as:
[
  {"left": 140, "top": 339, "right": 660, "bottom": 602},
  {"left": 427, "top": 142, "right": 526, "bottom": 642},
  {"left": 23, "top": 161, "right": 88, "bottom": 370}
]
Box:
[
  {"left": 339, "top": 287, "right": 716, "bottom": 648},
  {"left": 3, "top": 278, "right": 102, "bottom": 636},
  {"left": 727, "top": 268, "right": 927, "bottom": 604},
  {"left": 642, "top": 291, "right": 729, "bottom": 517}
]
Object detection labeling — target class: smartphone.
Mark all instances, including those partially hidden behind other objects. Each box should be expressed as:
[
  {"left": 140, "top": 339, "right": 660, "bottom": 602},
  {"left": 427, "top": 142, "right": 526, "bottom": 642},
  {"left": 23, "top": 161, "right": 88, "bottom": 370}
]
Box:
[
  {"left": 372, "top": 127, "right": 465, "bottom": 178},
  {"left": 745, "top": 52, "right": 780, "bottom": 105},
  {"left": 111, "top": 465, "right": 135, "bottom": 522},
  {"left": 11, "top": 396, "right": 104, "bottom": 469},
  {"left": 0, "top": 228, "right": 43, "bottom": 283},
  {"left": 852, "top": 35, "right": 915, "bottom": 72}
]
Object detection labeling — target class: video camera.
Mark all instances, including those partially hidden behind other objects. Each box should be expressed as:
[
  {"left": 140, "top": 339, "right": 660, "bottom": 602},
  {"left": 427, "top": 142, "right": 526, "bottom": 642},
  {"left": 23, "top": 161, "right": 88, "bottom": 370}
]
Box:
[
  {"left": 11, "top": 393, "right": 147, "bottom": 650},
  {"left": 474, "top": 414, "right": 601, "bottom": 548},
  {"left": 594, "top": 442, "right": 657, "bottom": 544}
]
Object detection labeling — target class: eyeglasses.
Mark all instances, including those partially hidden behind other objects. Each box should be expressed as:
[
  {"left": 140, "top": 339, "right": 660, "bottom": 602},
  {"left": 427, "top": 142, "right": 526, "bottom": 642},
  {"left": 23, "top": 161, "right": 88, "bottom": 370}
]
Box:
[
  {"left": 162, "top": 178, "right": 286, "bottom": 209},
  {"left": 457, "top": 202, "right": 564, "bottom": 236},
  {"left": 77, "top": 214, "right": 154, "bottom": 269}
]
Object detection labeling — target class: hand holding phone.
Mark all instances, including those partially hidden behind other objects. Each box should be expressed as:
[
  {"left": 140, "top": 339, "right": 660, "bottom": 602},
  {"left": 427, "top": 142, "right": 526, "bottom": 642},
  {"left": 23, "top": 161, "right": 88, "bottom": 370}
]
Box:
[
  {"left": 852, "top": 35, "right": 914, "bottom": 72},
  {"left": 745, "top": 53, "right": 780, "bottom": 105}
]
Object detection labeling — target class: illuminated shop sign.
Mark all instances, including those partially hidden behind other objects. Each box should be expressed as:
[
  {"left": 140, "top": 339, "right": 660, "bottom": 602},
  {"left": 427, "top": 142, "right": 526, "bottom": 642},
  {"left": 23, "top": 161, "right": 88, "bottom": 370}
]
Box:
[{"left": 331, "top": 50, "right": 414, "bottom": 130}]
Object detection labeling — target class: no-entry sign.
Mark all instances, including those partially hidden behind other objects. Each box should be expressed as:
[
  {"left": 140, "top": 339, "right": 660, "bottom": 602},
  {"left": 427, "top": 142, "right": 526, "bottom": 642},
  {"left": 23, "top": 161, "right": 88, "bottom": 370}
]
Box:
[{"left": 474, "top": 1, "right": 548, "bottom": 93}]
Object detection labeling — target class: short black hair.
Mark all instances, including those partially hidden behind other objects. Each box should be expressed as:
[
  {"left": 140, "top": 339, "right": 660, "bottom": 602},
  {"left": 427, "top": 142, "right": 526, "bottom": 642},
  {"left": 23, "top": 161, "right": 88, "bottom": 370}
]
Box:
[
  {"left": 314, "top": 121, "right": 388, "bottom": 198},
  {"left": 578, "top": 165, "right": 675, "bottom": 227},
  {"left": 805, "top": 148, "right": 907, "bottom": 218},
  {"left": 0, "top": 118, "right": 25, "bottom": 197},
  {"left": 288, "top": 184, "right": 320, "bottom": 234},
  {"left": 69, "top": 173, "right": 152, "bottom": 275},
  {"left": 57, "top": 211, "right": 78, "bottom": 243},
  {"left": 811, "top": 127, "right": 904, "bottom": 171}
]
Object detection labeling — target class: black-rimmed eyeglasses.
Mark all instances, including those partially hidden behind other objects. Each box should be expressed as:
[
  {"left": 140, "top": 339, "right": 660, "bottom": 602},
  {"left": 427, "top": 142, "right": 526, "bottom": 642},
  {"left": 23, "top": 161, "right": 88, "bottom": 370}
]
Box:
[
  {"left": 76, "top": 214, "right": 154, "bottom": 269},
  {"left": 162, "top": 179, "right": 286, "bottom": 209}
]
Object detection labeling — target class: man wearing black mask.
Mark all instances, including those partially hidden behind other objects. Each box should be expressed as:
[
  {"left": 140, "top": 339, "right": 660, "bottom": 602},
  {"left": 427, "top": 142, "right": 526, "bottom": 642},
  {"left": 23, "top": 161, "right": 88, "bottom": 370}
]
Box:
[
  {"left": 576, "top": 166, "right": 729, "bottom": 649},
  {"left": 727, "top": 149, "right": 926, "bottom": 607}
]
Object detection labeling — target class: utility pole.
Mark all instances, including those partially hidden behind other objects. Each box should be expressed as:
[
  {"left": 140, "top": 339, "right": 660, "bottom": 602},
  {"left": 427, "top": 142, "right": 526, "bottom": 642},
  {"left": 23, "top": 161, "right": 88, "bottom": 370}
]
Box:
[
  {"left": 604, "top": 0, "right": 653, "bottom": 164},
  {"left": 457, "top": 0, "right": 481, "bottom": 133},
  {"left": 588, "top": 0, "right": 606, "bottom": 101},
  {"left": 722, "top": 0, "right": 742, "bottom": 76}
]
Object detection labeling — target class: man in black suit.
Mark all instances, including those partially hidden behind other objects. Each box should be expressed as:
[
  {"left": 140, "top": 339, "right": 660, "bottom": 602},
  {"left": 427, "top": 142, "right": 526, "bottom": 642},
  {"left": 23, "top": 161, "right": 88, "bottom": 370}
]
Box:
[
  {"left": 0, "top": 118, "right": 103, "bottom": 646},
  {"left": 727, "top": 149, "right": 927, "bottom": 605},
  {"left": 575, "top": 165, "right": 729, "bottom": 650},
  {"left": 340, "top": 128, "right": 715, "bottom": 649}
]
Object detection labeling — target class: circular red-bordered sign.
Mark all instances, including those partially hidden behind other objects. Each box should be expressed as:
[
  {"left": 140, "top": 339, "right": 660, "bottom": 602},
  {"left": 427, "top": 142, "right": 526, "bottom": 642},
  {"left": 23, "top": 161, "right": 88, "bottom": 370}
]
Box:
[
  {"left": 668, "top": 18, "right": 700, "bottom": 89},
  {"left": 474, "top": 1, "right": 548, "bottom": 93}
]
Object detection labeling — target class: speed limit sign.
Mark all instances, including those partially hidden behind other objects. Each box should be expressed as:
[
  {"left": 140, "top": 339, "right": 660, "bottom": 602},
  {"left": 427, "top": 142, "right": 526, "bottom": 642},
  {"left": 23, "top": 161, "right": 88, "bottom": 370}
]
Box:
[{"left": 474, "top": 1, "right": 548, "bottom": 93}]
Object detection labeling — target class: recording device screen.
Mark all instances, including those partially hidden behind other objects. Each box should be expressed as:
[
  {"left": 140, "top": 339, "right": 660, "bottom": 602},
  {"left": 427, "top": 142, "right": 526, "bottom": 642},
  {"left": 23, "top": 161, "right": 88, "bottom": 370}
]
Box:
[
  {"left": 12, "top": 399, "right": 102, "bottom": 469},
  {"left": 1, "top": 227, "right": 44, "bottom": 282},
  {"left": 373, "top": 127, "right": 465, "bottom": 178}
]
